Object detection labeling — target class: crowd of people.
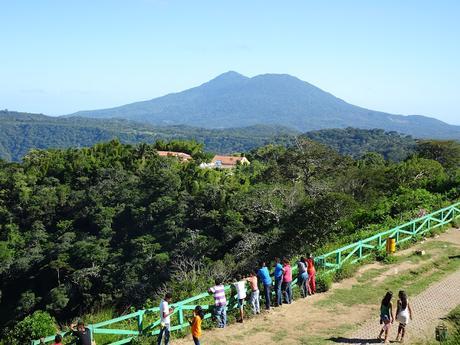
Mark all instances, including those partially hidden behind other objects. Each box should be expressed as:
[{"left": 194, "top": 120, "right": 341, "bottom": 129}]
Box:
[
  {"left": 39, "top": 254, "right": 415, "bottom": 345},
  {"left": 379, "top": 290, "right": 414, "bottom": 344},
  {"left": 157, "top": 255, "right": 317, "bottom": 345}
]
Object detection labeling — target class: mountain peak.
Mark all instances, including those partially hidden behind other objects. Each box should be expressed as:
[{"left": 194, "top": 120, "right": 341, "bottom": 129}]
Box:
[
  {"left": 204, "top": 71, "right": 248, "bottom": 87},
  {"left": 67, "top": 72, "right": 460, "bottom": 140}
]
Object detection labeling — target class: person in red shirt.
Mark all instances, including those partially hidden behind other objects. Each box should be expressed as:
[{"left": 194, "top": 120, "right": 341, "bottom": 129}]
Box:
[{"left": 306, "top": 253, "right": 316, "bottom": 294}]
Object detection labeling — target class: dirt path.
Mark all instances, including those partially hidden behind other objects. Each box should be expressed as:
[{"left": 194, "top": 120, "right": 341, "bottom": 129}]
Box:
[{"left": 174, "top": 228, "right": 460, "bottom": 345}]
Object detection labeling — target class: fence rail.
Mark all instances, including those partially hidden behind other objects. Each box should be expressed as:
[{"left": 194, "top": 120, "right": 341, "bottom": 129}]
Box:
[{"left": 32, "top": 201, "right": 460, "bottom": 345}]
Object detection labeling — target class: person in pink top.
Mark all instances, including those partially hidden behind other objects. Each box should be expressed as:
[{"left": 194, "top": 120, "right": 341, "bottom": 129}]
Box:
[{"left": 281, "top": 258, "right": 292, "bottom": 304}]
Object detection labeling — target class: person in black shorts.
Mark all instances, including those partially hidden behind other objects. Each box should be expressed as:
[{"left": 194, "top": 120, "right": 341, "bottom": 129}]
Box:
[{"left": 71, "top": 320, "right": 92, "bottom": 345}]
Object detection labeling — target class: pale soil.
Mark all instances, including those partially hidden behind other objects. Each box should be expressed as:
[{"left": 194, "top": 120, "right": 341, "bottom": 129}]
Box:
[{"left": 173, "top": 228, "right": 460, "bottom": 345}]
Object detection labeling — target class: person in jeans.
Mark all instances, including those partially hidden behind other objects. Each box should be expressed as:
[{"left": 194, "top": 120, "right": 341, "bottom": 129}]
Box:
[
  {"left": 282, "top": 258, "right": 293, "bottom": 304},
  {"left": 158, "top": 293, "right": 174, "bottom": 345},
  {"left": 233, "top": 274, "right": 247, "bottom": 322},
  {"left": 208, "top": 279, "right": 227, "bottom": 328},
  {"left": 245, "top": 271, "right": 260, "bottom": 314},
  {"left": 273, "top": 257, "right": 283, "bottom": 306},
  {"left": 257, "top": 261, "right": 272, "bottom": 310},
  {"left": 297, "top": 257, "right": 309, "bottom": 298}
]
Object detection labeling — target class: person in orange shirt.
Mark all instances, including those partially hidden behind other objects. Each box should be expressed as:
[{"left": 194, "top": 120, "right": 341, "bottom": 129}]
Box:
[
  {"left": 189, "top": 305, "right": 204, "bottom": 345},
  {"left": 306, "top": 253, "right": 316, "bottom": 294}
]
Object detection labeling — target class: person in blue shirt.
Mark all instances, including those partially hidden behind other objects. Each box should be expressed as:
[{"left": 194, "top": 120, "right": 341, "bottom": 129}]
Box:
[
  {"left": 257, "top": 261, "right": 272, "bottom": 310},
  {"left": 273, "top": 257, "right": 283, "bottom": 306}
]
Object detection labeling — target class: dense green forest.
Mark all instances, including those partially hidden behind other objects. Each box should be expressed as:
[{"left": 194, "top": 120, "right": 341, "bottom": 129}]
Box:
[
  {"left": 1, "top": 111, "right": 422, "bottom": 163},
  {"left": 0, "top": 110, "right": 296, "bottom": 161},
  {"left": 303, "top": 127, "right": 416, "bottom": 161},
  {"left": 0, "top": 137, "right": 459, "bottom": 344}
]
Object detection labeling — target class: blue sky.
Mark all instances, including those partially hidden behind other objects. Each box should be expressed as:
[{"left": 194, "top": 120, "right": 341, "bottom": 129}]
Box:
[{"left": 1, "top": 0, "right": 459, "bottom": 124}]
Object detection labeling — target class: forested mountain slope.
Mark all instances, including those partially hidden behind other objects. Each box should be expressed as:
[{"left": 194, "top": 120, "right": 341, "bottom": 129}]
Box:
[
  {"left": 0, "top": 110, "right": 296, "bottom": 161},
  {"left": 69, "top": 71, "right": 460, "bottom": 140}
]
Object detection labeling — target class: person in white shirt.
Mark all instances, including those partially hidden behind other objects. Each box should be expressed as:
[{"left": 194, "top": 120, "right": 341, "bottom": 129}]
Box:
[
  {"left": 233, "top": 274, "right": 247, "bottom": 323},
  {"left": 158, "top": 292, "right": 174, "bottom": 345}
]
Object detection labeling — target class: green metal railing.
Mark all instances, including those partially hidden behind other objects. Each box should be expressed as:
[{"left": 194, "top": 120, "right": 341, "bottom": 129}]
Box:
[{"left": 32, "top": 202, "right": 460, "bottom": 345}]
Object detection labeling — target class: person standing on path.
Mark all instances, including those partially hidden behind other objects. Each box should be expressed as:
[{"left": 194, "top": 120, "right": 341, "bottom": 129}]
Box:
[
  {"left": 245, "top": 271, "right": 260, "bottom": 314},
  {"left": 158, "top": 293, "right": 174, "bottom": 345},
  {"left": 281, "top": 258, "right": 293, "bottom": 304},
  {"left": 378, "top": 291, "right": 394, "bottom": 343},
  {"left": 395, "top": 290, "right": 413, "bottom": 343},
  {"left": 208, "top": 279, "right": 227, "bottom": 328},
  {"left": 233, "top": 274, "right": 247, "bottom": 322},
  {"left": 297, "top": 257, "right": 309, "bottom": 298},
  {"left": 257, "top": 261, "right": 272, "bottom": 310},
  {"left": 306, "top": 253, "right": 316, "bottom": 294},
  {"left": 273, "top": 257, "right": 283, "bottom": 306},
  {"left": 189, "top": 305, "right": 204, "bottom": 345}
]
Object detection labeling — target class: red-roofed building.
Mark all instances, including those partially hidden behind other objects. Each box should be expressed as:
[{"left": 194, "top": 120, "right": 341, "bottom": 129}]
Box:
[
  {"left": 210, "top": 155, "right": 250, "bottom": 168},
  {"left": 157, "top": 151, "right": 192, "bottom": 161}
]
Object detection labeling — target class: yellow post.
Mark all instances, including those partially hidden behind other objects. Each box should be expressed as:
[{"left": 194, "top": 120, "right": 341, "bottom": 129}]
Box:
[{"left": 386, "top": 237, "right": 396, "bottom": 254}]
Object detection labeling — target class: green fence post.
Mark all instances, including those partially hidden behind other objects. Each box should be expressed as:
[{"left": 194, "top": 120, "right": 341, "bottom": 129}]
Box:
[
  {"left": 396, "top": 230, "right": 399, "bottom": 243},
  {"left": 178, "top": 306, "right": 184, "bottom": 326},
  {"left": 335, "top": 251, "right": 341, "bottom": 266},
  {"left": 378, "top": 234, "right": 382, "bottom": 248},
  {"left": 138, "top": 311, "right": 144, "bottom": 334},
  {"left": 358, "top": 241, "right": 363, "bottom": 258}
]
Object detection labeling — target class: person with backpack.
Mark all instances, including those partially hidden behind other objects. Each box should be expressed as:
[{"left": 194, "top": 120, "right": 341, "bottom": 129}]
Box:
[{"left": 378, "top": 291, "right": 394, "bottom": 343}]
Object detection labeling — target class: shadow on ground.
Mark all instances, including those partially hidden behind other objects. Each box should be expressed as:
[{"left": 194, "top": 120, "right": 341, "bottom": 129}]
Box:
[{"left": 327, "top": 337, "right": 382, "bottom": 344}]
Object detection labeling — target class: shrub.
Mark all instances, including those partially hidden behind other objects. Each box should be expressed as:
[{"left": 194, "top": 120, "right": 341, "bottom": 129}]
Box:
[
  {"left": 333, "top": 262, "right": 357, "bottom": 282},
  {"left": 315, "top": 271, "right": 333, "bottom": 292},
  {"left": 5, "top": 311, "right": 56, "bottom": 345},
  {"left": 374, "top": 249, "right": 397, "bottom": 264}
]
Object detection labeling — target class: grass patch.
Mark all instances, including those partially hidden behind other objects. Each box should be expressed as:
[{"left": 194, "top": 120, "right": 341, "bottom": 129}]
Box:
[
  {"left": 356, "top": 267, "right": 386, "bottom": 283},
  {"left": 317, "top": 252, "right": 460, "bottom": 310},
  {"left": 271, "top": 329, "right": 288, "bottom": 342}
]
